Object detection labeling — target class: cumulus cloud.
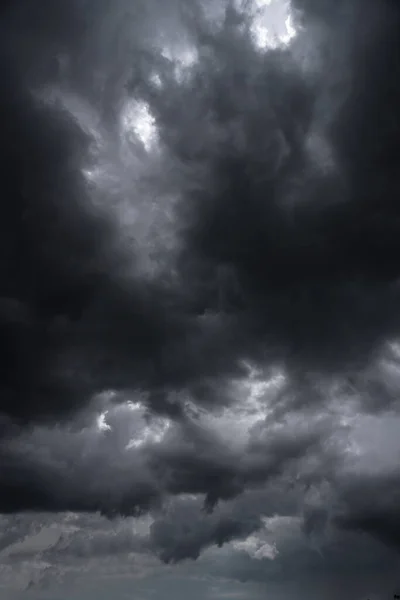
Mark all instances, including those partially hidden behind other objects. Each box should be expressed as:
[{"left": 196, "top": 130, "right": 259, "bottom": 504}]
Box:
[{"left": 1, "top": 2, "right": 400, "bottom": 594}]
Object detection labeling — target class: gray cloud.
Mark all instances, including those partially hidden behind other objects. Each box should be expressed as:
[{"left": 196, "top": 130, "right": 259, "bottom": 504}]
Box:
[{"left": 1, "top": 1, "right": 400, "bottom": 594}]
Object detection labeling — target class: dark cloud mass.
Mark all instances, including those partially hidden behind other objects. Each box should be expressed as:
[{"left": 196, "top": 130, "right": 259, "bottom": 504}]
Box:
[{"left": 2, "top": 0, "right": 400, "bottom": 586}]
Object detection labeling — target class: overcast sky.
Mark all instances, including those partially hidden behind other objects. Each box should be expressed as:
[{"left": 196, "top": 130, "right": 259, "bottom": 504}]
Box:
[{"left": 1, "top": 0, "right": 400, "bottom": 598}]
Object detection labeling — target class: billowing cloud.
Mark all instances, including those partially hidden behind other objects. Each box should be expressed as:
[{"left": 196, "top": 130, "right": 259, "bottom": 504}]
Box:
[{"left": 1, "top": 2, "right": 400, "bottom": 595}]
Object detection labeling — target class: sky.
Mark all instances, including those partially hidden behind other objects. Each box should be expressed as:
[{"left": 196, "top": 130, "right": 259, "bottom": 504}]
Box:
[{"left": 1, "top": 0, "right": 400, "bottom": 598}]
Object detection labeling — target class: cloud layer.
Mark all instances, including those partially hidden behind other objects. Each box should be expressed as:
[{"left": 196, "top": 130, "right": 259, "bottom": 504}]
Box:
[{"left": 1, "top": 0, "right": 400, "bottom": 586}]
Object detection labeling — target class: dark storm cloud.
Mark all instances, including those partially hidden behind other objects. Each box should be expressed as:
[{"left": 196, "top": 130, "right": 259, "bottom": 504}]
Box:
[
  {"left": 332, "top": 470, "right": 400, "bottom": 549},
  {"left": 2, "top": 0, "right": 399, "bottom": 425},
  {"left": 147, "top": 496, "right": 262, "bottom": 562},
  {"left": 207, "top": 522, "right": 400, "bottom": 600},
  {"left": 0, "top": 0, "right": 181, "bottom": 426},
  {"left": 2, "top": 0, "right": 400, "bottom": 571},
  {"left": 0, "top": 400, "right": 332, "bottom": 521}
]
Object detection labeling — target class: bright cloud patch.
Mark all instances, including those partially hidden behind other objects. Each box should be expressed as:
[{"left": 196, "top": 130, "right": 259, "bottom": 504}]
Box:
[
  {"left": 232, "top": 534, "right": 278, "bottom": 560},
  {"left": 95, "top": 399, "right": 172, "bottom": 450},
  {"left": 121, "top": 100, "right": 159, "bottom": 152},
  {"left": 250, "top": 0, "right": 297, "bottom": 50}
]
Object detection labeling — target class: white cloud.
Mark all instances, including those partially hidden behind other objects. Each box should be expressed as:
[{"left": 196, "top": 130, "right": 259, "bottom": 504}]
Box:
[
  {"left": 249, "top": 0, "right": 298, "bottom": 50},
  {"left": 232, "top": 534, "right": 278, "bottom": 560},
  {"left": 120, "top": 100, "right": 159, "bottom": 153}
]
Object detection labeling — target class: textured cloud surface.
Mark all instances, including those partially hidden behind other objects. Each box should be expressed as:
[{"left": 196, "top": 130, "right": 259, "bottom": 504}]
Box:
[{"left": 1, "top": 0, "right": 400, "bottom": 596}]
